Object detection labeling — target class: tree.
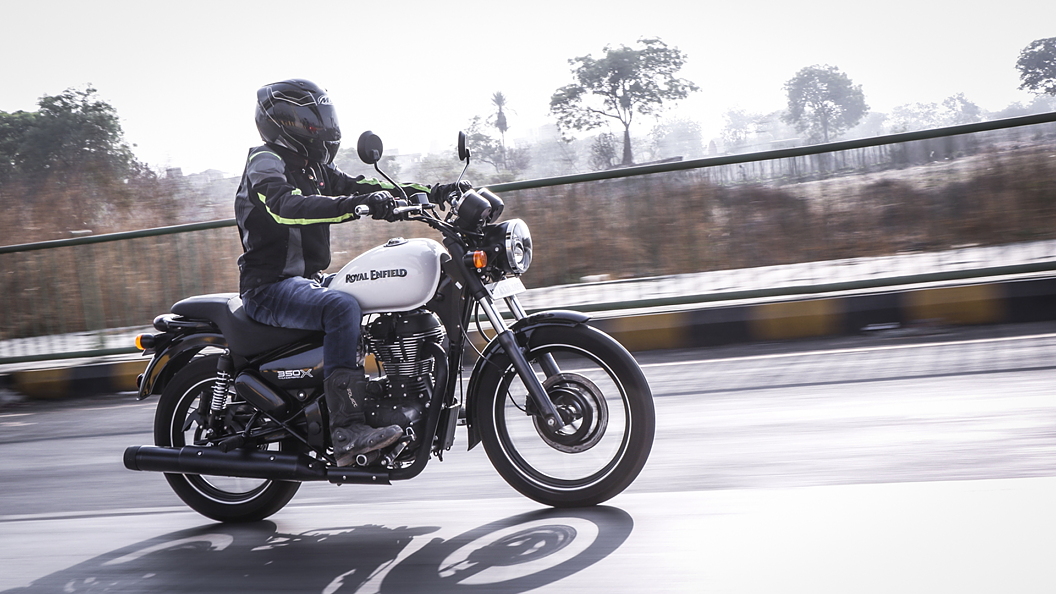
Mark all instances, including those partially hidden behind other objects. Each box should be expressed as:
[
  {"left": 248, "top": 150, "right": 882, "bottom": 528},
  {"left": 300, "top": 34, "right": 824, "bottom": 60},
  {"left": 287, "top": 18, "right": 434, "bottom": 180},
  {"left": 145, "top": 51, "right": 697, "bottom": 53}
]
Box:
[
  {"left": 504, "top": 145, "right": 532, "bottom": 178},
  {"left": 782, "top": 65, "right": 868, "bottom": 143},
  {"left": 0, "top": 86, "right": 189, "bottom": 238},
  {"left": 11, "top": 86, "right": 136, "bottom": 184},
  {"left": 410, "top": 152, "right": 464, "bottom": 184},
  {"left": 465, "top": 116, "right": 505, "bottom": 174},
  {"left": 648, "top": 117, "right": 704, "bottom": 160},
  {"left": 550, "top": 38, "right": 699, "bottom": 166},
  {"left": 1017, "top": 37, "right": 1056, "bottom": 96},
  {"left": 0, "top": 110, "right": 35, "bottom": 184},
  {"left": 490, "top": 92, "right": 509, "bottom": 170},
  {"left": 463, "top": 116, "right": 530, "bottom": 182},
  {"left": 991, "top": 94, "right": 1056, "bottom": 119},
  {"left": 889, "top": 93, "right": 982, "bottom": 132},
  {"left": 720, "top": 109, "right": 761, "bottom": 152},
  {"left": 941, "top": 93, "right": 982, "bottom": 125},
  {"left": 889, "top": 102, "right": 945, "bottom": 132},
  {"left": 589, "top": 133, "right": 620, "bottom": 171}
]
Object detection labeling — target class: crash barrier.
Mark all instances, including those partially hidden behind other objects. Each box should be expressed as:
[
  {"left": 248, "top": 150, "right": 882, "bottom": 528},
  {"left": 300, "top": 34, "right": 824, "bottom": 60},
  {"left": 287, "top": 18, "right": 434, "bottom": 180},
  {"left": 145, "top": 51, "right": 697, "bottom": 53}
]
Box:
[
  {"left": 2, "top": 112, "right": 1056, "bottom": 366},
  {"left": 591, "top": 276, "right": 1056, "bottom": 351},
  {"left": 3, "top": 273, "right": 1055, "bottom": 400}
]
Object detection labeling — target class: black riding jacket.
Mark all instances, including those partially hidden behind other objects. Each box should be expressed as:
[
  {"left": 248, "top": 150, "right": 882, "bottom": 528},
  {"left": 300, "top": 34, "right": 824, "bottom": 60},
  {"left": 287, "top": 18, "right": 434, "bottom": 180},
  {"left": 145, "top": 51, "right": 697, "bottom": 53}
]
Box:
[{"left": 234, "top": 144, "right": 427, "bottom": 294}]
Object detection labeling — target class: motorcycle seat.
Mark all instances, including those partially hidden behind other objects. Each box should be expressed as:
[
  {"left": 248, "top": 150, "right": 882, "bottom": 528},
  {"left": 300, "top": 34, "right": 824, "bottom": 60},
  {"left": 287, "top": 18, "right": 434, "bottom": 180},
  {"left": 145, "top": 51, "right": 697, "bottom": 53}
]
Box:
[{"left": 171, "top": 293, "right": 322, "bottom": 357}]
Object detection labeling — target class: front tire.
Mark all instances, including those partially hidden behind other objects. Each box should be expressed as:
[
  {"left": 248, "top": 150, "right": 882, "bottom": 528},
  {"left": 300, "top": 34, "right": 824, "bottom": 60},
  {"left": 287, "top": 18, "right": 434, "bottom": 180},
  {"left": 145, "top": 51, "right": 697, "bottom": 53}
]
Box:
[
  {"left": 475, "top": 324, "right": 655, "bottom": 507},
  {"left": 154, "top": 354, "right": 300, "bottom": 522}
]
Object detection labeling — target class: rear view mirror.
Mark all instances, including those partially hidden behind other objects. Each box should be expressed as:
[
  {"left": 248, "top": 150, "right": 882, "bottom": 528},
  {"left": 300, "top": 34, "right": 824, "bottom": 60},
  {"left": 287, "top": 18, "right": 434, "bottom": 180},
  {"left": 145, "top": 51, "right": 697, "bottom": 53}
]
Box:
[
  {"left": 457, "top": 131, "right": 469, "bottom": 161},
  {"left": 357, "top": 131, "right": 384, "bottom": 165}
]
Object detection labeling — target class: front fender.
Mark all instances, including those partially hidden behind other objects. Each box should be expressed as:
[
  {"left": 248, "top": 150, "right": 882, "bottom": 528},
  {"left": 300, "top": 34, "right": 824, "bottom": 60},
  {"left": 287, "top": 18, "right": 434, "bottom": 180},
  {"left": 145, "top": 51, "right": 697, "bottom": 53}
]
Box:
[
  {"left": 137, "top": 333, "right": 227, "bottom": 400},
  {"left": 464, "top": 310, "right": 591, "bottom": 449}
]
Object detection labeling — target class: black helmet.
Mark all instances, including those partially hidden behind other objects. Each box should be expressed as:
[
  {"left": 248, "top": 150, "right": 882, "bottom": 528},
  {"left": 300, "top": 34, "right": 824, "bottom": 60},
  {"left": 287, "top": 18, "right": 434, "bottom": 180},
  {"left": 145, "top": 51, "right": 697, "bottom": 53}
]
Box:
[{"left": 255, "top": 79, "right": 340, "bottom": 164}]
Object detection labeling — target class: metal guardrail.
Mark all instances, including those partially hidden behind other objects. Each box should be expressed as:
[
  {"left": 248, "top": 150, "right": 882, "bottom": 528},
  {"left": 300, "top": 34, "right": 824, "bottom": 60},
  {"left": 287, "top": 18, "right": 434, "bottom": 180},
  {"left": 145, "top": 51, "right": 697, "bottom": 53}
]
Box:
[
  {"left": 0, "top": 219, "right": 235, "bottom": 255},
  {"left": 2, "top": 112, "right": 1055, "bottom": 365},
  {"left": 551, "top": 261, "right": 1056, "bottom": 314}
]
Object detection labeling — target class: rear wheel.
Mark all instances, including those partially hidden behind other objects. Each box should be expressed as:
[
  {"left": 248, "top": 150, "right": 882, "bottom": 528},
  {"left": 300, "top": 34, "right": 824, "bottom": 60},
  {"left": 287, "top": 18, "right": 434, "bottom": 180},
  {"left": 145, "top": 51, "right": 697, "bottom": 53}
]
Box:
[
  {"left": 154, "top": 354, "right": 300, "bottom": 522},
  {"left": 475, "top": 324, "right": 655, "bottom": 507}
]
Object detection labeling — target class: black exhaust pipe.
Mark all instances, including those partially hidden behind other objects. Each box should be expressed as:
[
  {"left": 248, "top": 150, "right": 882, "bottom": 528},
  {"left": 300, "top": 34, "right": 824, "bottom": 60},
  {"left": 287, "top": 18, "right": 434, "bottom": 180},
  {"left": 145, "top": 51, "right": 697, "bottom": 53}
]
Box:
[{"left": 123, "top": 445, "right": 391, "bottom": 485}]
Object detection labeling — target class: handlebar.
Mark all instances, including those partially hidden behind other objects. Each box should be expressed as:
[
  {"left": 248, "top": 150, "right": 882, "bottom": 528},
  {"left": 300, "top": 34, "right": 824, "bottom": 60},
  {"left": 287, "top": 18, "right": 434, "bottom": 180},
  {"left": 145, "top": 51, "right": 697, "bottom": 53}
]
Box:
[
  {"left": 395, "top": 204, "right": 432, "bottom": 216},
  {"left": 354, "top": 201, "right": 435, "bottom": 220}
]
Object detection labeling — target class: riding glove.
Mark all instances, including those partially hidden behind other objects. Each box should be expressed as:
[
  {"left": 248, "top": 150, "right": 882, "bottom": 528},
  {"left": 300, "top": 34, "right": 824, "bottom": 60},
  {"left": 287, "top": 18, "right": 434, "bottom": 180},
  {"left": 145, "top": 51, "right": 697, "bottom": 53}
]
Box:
[
  {"left": 429, "top": 181, "right": 473, "bottom": 206},
  {"left": 359, "top": 191, "right": 397, "bottom": 221}
]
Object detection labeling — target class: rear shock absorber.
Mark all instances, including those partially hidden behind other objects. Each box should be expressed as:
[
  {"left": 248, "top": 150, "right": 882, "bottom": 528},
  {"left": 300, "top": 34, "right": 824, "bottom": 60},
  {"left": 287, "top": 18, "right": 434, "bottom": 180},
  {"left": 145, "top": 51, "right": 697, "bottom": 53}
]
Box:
[{"left": 210, "top": 352, "right": 234, "bottom": 429}]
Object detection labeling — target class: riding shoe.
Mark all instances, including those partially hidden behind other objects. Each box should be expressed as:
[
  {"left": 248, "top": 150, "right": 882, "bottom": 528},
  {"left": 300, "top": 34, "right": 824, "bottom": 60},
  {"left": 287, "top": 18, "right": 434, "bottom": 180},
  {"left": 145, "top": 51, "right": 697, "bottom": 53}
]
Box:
[
  {"left": 324, "top": 367, "right": 403, "bottom": 467},
  {"left": 331, "top": 423, "right": 403, "bottom": 466}
]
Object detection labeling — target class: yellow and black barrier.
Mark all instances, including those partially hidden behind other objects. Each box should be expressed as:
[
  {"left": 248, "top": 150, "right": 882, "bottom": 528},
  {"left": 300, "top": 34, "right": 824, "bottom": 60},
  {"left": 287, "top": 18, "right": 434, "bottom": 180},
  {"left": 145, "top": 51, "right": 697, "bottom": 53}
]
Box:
[
  {"left": 5, "top": 359, "right": 146, "bottom": 401},
  {"left": 590, "top": 276, "right": 1053, "bottom": 350}
]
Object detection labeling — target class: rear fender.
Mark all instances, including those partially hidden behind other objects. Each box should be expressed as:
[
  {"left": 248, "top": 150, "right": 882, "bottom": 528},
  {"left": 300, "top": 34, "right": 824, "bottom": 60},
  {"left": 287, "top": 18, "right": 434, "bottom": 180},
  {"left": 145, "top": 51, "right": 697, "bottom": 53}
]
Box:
[
  {"left": 137, "top": 333, "right": 227, "bottom": 400},
  {"left": 464, "top": 310, "right": 591, "bottom": 449}
]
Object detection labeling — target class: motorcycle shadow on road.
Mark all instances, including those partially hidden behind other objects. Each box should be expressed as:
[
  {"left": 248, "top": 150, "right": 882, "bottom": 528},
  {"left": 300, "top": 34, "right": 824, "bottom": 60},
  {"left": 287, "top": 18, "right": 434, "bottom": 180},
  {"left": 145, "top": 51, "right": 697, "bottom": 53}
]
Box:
[{"left": 4, "top": 506, "right": 633, "bottom": 593}]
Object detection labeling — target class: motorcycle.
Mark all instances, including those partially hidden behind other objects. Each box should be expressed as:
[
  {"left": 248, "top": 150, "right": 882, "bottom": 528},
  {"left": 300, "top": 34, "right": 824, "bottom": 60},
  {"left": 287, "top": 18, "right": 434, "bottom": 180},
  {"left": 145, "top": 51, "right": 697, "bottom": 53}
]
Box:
[{"left": 123, "top": 131, "right": 655, "bottom": 522}]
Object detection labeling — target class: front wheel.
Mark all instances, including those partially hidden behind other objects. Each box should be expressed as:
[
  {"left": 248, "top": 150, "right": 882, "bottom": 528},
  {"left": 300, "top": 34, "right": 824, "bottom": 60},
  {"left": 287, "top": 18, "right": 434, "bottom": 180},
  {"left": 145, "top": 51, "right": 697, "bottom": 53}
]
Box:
[
  {"left": 474, "top": 324, "right": 655, "bottom": 507},
  {"left": 154, "top": 354, "right": 300, "bottom": 522}
]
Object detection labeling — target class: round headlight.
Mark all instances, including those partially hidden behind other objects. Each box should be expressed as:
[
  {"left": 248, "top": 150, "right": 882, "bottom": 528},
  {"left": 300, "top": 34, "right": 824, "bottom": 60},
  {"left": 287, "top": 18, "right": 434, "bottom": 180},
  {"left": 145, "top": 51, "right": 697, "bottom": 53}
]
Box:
[{"left": 503, "top": 219, "right": 532, "bottom": 274}]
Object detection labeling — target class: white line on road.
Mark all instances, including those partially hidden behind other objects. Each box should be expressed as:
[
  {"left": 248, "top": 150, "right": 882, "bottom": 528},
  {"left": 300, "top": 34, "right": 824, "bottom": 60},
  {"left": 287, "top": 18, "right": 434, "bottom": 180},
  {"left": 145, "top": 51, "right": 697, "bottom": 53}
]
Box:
[{"left": 640, "top": 333, "right": 1056, "bottom": 369}]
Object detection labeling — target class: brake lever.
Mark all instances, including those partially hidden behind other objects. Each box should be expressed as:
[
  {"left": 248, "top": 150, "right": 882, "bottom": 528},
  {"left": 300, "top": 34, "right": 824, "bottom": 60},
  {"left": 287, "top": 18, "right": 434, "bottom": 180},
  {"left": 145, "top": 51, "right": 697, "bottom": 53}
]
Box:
[
  {"left": 392, "top": 204, "right": 425, "bottom": 217},
  {"left": 355, "top": 202, "right": 434, "bottom": 220}
]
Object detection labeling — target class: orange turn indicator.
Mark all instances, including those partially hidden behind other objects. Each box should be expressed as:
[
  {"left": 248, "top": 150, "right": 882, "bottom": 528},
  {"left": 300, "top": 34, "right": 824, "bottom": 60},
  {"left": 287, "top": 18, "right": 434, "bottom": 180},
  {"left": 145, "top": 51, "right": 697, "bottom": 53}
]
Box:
[{"left": 135, "top": 334, "right": 155, "bottom": 351}]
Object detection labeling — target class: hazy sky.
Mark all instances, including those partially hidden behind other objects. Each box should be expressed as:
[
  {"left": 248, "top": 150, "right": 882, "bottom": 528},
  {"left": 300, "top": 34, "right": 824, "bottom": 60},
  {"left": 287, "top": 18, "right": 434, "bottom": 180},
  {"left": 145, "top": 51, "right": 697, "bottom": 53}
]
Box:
[{"left": 2, "top": 0, "right": 1052, "bottom": 175}]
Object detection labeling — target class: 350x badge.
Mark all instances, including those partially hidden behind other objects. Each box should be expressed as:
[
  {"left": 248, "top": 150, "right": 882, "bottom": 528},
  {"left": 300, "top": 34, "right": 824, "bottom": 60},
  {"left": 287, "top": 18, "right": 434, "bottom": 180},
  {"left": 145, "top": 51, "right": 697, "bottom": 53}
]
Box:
[{"left": 276, "top": 369, "right": 314, "bottom": 380}]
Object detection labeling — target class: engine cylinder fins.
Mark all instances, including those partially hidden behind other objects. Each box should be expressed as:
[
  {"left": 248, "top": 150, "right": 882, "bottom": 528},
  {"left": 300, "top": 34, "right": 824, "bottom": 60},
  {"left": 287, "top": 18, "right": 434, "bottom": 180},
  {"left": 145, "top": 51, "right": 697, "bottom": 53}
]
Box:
[{"left": 367, "top": 311, "right": 446, "bottom": 379}]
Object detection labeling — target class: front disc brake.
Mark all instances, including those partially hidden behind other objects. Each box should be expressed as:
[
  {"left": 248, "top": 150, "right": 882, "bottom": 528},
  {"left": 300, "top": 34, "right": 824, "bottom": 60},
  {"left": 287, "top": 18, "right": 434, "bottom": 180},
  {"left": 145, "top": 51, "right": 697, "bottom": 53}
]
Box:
[{"left": 532, "top": 373, "right": 608, "bottom": 453}]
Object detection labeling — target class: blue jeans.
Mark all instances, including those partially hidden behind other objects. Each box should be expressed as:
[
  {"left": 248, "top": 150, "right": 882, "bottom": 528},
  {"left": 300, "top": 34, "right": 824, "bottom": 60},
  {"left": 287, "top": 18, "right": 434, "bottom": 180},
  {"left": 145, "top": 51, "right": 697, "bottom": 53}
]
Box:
[{"left": 242, "top": 275, "right": 361, "bottom": 378}]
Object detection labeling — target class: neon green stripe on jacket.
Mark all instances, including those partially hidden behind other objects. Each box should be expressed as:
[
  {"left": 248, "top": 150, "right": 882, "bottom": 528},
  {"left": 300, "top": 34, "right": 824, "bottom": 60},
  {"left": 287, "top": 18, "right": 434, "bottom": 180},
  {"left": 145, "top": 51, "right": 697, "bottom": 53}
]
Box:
[
  {"left": 258, "top": 193, "right": 358, "bottom": 226},
  {"left": 358, "top": 177, "right": 431, "bottom": 194}
]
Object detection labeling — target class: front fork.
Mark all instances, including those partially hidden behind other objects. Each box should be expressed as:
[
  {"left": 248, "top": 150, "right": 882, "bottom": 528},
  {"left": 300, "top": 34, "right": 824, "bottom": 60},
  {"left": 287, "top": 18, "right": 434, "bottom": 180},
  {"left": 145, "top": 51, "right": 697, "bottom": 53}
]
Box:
[
  {"left": 503, "top": 297, "right": 562, "bottom": 378},
  {"left": 478, "top": 294, "right": 566, "bottom": 429}
]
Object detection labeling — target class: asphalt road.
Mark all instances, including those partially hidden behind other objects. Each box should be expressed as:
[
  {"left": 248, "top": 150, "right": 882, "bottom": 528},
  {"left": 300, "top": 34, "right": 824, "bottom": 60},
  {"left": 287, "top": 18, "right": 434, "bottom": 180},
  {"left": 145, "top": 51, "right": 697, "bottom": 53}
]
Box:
[{"left": 2, "top": 323, "right": 1055, "bottom": 592}]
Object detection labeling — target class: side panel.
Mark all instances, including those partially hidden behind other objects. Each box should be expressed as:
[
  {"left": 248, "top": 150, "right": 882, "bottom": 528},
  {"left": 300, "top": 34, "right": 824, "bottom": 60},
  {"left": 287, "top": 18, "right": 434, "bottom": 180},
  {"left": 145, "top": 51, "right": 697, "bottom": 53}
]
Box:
[
  {"left": 328, "top": 238, "right": 447, "bottom": 314},
  {"left": 260, "top": 345, "right": 324, "bottom": 389}
]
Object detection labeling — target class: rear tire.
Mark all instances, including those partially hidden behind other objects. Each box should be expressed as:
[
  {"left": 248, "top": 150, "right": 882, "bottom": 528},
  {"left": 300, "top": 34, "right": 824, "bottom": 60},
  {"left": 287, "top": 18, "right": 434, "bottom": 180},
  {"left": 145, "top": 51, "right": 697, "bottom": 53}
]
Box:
[
  {"left": 475, "top": 324, "right": 655, "bottom": 507},
  {"left": 154, "top": 354, "right": 300, "bottom": 522}
]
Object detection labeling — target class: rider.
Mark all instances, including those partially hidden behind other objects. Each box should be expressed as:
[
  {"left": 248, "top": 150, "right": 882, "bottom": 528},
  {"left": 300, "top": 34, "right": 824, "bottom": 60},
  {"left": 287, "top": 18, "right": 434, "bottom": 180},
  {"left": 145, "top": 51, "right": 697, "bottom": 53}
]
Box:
[{"left": 235, "top": 79, "right": 463, "bottom": 466}]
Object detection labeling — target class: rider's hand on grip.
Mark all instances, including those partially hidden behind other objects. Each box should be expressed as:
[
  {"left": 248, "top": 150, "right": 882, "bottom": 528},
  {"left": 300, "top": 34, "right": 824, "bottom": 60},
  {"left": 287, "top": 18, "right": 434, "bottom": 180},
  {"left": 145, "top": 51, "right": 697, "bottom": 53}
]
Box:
[
  {"left": 362, "top": 191, "right": 397, "bottom": 221},
  {"left": 429, "top": 181, "right": 473, "bottom": 208}
]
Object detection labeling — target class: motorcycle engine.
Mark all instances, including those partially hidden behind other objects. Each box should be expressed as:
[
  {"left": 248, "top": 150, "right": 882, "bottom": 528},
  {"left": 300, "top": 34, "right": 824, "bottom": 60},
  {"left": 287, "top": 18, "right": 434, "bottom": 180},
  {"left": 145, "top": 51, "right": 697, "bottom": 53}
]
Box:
[{"left": 362, "top": 309, "right": 445, "bottom": 447}]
